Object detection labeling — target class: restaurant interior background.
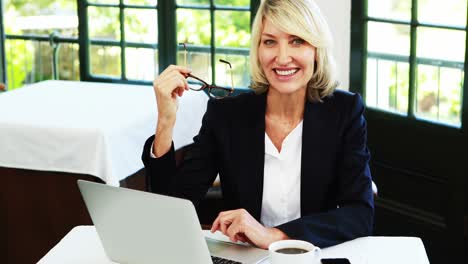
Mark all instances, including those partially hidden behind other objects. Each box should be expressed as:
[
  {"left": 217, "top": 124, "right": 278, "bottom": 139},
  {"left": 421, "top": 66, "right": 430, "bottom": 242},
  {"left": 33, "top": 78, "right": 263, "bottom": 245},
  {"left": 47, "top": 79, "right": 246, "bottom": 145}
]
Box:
[{"left": 1, "top": 0, "right": 467, "bottom": 263}]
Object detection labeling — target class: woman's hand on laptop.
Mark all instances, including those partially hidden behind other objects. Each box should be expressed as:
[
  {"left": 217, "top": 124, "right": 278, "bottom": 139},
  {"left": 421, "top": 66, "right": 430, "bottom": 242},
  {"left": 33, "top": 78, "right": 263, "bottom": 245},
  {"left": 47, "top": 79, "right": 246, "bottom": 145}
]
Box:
[{"left": 210, "top": 209, "right": 289, "bottom": 249}]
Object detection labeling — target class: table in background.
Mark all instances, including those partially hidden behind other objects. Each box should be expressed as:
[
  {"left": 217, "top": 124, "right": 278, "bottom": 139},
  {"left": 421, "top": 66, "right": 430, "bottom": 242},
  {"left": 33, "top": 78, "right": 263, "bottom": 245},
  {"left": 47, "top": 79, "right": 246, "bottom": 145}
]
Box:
[
  {"left": 1, "top": 80, "right": 208, "bottom": 263},
  {"left": 38, "top": 226, "right": 430, "bottom": 264}
]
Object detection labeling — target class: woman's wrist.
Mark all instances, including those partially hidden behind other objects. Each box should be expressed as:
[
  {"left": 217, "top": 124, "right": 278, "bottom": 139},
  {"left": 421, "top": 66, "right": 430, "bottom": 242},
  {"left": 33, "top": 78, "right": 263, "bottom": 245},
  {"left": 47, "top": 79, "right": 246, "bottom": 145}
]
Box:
[
  {"left": 153, "top": 120, "right": 175, "bottom": 157},
  {"left": 157, "top": 115, "right": 176, "bottom": 128},
  {"left": 263, "top": 227, "right": 289, "bottom": 248}
]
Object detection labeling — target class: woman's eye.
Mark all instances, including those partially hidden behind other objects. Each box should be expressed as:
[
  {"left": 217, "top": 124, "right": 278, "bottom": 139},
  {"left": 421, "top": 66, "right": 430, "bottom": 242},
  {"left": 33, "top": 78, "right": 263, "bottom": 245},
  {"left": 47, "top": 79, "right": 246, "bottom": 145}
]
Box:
[
  {"left": 263, "top": 39, "right": 275, "bottom": 45},
  {"left": 292, "top": 38, "right": 305, "bottom": 45}
]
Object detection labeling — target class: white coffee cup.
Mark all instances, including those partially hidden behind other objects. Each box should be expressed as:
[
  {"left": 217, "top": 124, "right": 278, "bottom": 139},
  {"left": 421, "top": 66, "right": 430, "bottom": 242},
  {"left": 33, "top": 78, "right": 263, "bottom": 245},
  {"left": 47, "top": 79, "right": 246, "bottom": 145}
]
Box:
[{"left": 268, "top": 239, "right": 321, "bottom": 264}]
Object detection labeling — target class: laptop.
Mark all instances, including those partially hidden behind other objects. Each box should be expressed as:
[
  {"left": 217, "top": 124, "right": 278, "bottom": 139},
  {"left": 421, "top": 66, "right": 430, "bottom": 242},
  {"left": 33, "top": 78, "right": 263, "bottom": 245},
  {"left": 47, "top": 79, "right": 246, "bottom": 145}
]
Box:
[{"left": 77, "top": 180, "right": 269, "bottom": 264}]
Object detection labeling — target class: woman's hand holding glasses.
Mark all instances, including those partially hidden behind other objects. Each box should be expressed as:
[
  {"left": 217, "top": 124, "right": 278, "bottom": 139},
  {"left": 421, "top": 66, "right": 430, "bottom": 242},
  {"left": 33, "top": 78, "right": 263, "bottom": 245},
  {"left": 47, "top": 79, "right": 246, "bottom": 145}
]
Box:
[
  {"left": 152, "top": 43, "right": 234, "bottom": 157},
  {"left": 152, "top": 64, "right": 192, "bottom": 157}
]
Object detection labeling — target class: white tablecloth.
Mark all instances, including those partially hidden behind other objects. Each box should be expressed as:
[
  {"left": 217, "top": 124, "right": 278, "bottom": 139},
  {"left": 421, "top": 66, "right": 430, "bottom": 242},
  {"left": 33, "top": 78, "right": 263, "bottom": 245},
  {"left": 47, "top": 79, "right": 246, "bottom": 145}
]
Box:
[
  {"left": 0, "top": 80, "right": 208, "bottom": 186},
  {"left": 38, "top": 226, "right": 430, "bottom": 264}
]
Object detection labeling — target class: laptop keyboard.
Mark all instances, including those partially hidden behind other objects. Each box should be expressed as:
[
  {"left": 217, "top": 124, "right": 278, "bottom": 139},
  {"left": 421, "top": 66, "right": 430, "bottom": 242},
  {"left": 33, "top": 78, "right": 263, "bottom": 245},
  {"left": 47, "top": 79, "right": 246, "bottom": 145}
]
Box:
[{"left": 211, "top": 256, "right": 242, "bottom": 264}]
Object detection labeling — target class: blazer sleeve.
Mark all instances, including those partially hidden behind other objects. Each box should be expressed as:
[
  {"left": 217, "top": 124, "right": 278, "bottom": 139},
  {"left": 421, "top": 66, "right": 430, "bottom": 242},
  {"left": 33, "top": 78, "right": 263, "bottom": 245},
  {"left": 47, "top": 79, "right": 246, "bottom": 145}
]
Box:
[
  {"left": 141, "top": 99, "right": 220, "bottom": 207},
  {"left": 276, "top": 93, "right": 374, "bottom": 248}
]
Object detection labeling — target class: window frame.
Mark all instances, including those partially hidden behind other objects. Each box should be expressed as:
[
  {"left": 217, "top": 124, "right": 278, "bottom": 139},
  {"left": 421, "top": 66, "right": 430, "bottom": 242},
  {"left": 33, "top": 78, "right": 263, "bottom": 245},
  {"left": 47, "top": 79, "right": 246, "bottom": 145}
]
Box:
[
  {"left": 350, "top": 0, "right": 468, "bottom": 130},
  {"left": 79, "top": 0, "right": 161, "bottom": 83},
  {"left": 1, "top": 0, "right": 260, "bottom": 89}
]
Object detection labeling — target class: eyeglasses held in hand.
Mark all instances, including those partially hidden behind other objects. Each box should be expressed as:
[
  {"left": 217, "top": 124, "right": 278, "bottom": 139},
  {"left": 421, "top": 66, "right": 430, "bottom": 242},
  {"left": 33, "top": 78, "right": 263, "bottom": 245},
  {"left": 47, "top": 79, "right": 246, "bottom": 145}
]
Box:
[{"left": 179, "top": 43, "right": 234, "bottom": 99}]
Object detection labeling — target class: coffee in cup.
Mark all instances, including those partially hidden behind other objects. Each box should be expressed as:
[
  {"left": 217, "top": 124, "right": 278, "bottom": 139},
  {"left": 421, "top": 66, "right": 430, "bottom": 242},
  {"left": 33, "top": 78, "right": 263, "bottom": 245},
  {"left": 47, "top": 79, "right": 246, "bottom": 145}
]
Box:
[
  {"left": 269, "top": 240, "right": 321, "bottom": 264},
  {"left": 275, "top": 247, "right": 309, "bottom": 254}
]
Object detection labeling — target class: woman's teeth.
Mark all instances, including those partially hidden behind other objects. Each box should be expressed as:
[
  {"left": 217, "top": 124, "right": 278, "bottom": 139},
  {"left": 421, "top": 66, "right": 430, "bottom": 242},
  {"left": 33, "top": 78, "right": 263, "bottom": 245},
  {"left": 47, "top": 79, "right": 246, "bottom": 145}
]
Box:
[{"left": 275, "top": 69, "right": 298, "bottom": 76}]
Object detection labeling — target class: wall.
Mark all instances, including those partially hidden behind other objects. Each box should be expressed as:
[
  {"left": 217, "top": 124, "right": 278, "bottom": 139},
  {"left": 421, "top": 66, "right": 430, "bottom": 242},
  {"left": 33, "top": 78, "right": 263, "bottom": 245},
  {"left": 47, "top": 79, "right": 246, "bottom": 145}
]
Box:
[{"left": 314, "top": 0, "right": 351, "bottom": 90}]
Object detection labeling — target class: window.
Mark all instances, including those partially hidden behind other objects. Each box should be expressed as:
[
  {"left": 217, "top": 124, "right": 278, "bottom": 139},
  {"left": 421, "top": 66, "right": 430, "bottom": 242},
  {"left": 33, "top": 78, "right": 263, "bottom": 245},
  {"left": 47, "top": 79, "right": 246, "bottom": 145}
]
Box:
[
  {"left": 351, "top": 0, "right": 467, "bottom": 127},
  {"left": 1, "top": 0, "right": 258, "bottom": 90},
  {"left": 85, "top": 0, "right": 158, "bottom": 80},
  {"left": 3, "top": 0, "right": 80, "bottom": 88}
]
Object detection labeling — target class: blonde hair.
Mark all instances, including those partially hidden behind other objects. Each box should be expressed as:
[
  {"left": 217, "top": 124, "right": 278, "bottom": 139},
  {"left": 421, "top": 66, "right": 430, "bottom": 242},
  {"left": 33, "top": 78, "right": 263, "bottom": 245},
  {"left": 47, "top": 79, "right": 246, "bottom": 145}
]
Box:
[{"left": 250, "top": 0, "right": 339, "bottom": 102}]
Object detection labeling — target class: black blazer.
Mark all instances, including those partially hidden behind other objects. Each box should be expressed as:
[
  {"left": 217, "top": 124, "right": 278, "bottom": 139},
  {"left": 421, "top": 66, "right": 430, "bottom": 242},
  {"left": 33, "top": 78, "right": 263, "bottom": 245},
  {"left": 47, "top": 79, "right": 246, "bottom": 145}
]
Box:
[{"left": 142, "top": 90, "right": 374, "bottom": 248}]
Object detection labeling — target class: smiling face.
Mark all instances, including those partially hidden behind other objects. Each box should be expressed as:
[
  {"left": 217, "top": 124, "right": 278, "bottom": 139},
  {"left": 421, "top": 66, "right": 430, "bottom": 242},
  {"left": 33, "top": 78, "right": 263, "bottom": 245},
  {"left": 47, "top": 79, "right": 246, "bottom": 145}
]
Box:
[{"left": 258, "top": 18, "right": 317, "bottom": 97}]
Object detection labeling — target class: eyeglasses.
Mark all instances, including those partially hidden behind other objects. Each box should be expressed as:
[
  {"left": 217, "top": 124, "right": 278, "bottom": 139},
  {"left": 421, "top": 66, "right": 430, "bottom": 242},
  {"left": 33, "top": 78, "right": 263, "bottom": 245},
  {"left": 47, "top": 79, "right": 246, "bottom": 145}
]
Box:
[{"left": 179, "top": 43, "right": 234, "bottom": 99}]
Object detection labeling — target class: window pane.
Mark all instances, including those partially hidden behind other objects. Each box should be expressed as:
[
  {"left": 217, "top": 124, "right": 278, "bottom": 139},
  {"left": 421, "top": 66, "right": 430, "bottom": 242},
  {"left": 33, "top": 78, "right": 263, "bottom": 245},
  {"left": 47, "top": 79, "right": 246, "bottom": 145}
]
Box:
[
  {"left": 33, "top": 42, "right": 52, "bottom": 83},
  {"left": 418, "top": 0, "right": 467, "bottom": 27},
  {"left": 416, "top": 65, "right": 463, "bottom": 126},
  {"left": 177, "top": 9, "right": 211, "bottom": 45},
  {"left": 177, "top": 8, "right": 212, "bottom": 82},
  {"left": 58, "top": 44, "right": 80, "bottom": 81},
  {"left": 368, "top": 0, "right": 411, "bottom": 21},
  {"left": 215, "top": 0, "right": 249, "bottom": 7},
  {"left": 90, "top": 46, "right": 121, "bottom": 77},
  {"left": 4, "top": 0, "right": 78, "bottom": 37},
  {"left": 416, "top": 27, "right": 464, "bottom": 125},
  {"left": 417, "top": 27, "right": 465, "bottom": 62},
  {"left": 177, "top": 0, "right": 209, "bottom": 5},
  {"left": 215, "top": 11, "right": 250, "bottom": 48},
  {"left": 367, "top": 22, "right": 410, "bottom": 56},
  {"left": 124, "top": 9, "right": 158, "bottom": 43},
  {"left": 366, "top": 58, "right": 409, "bottom": 114},
  {"left": 214, "top": 10, "right": 250, "bottom": 88},
  {"left": 124, "top": 0, "right": 157, "bottom": 6},
  {"left": 215, "top": 53, "right": 250, "bottom": 88},
  {"left": 178, "top": 49, "right": 212, "bottom": 83},
  {"left": 438, "top": 68, "right": 463, "bottom": 126},
  {"left": 126, "top": 48, "right": 158, "bottom": 80},
  {"left": 88, "top": 7, "right": 120, "bottom": 41}
]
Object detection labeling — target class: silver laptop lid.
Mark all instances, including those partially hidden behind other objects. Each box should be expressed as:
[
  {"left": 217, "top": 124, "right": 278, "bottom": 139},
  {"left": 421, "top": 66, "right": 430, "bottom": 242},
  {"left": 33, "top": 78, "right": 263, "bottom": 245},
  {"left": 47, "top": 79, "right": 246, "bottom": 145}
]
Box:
[{"left": 77, "top": 180, "right": 212, "bottom": 264}]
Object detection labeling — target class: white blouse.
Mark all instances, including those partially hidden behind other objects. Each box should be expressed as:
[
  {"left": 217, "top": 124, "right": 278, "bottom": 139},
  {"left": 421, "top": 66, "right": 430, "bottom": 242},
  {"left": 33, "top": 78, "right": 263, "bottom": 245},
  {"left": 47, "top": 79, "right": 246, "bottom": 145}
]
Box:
[{"left": 260, "top": 120, "right": 303, "bottom": 227}]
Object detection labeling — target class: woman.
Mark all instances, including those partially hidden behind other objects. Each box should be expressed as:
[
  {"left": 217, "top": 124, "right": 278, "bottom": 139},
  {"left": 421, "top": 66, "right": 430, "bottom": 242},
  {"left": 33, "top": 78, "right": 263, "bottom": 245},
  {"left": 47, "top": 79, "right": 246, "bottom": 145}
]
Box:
[{"left": 142, "top": 0, "right": 374, "bottom": 249}]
